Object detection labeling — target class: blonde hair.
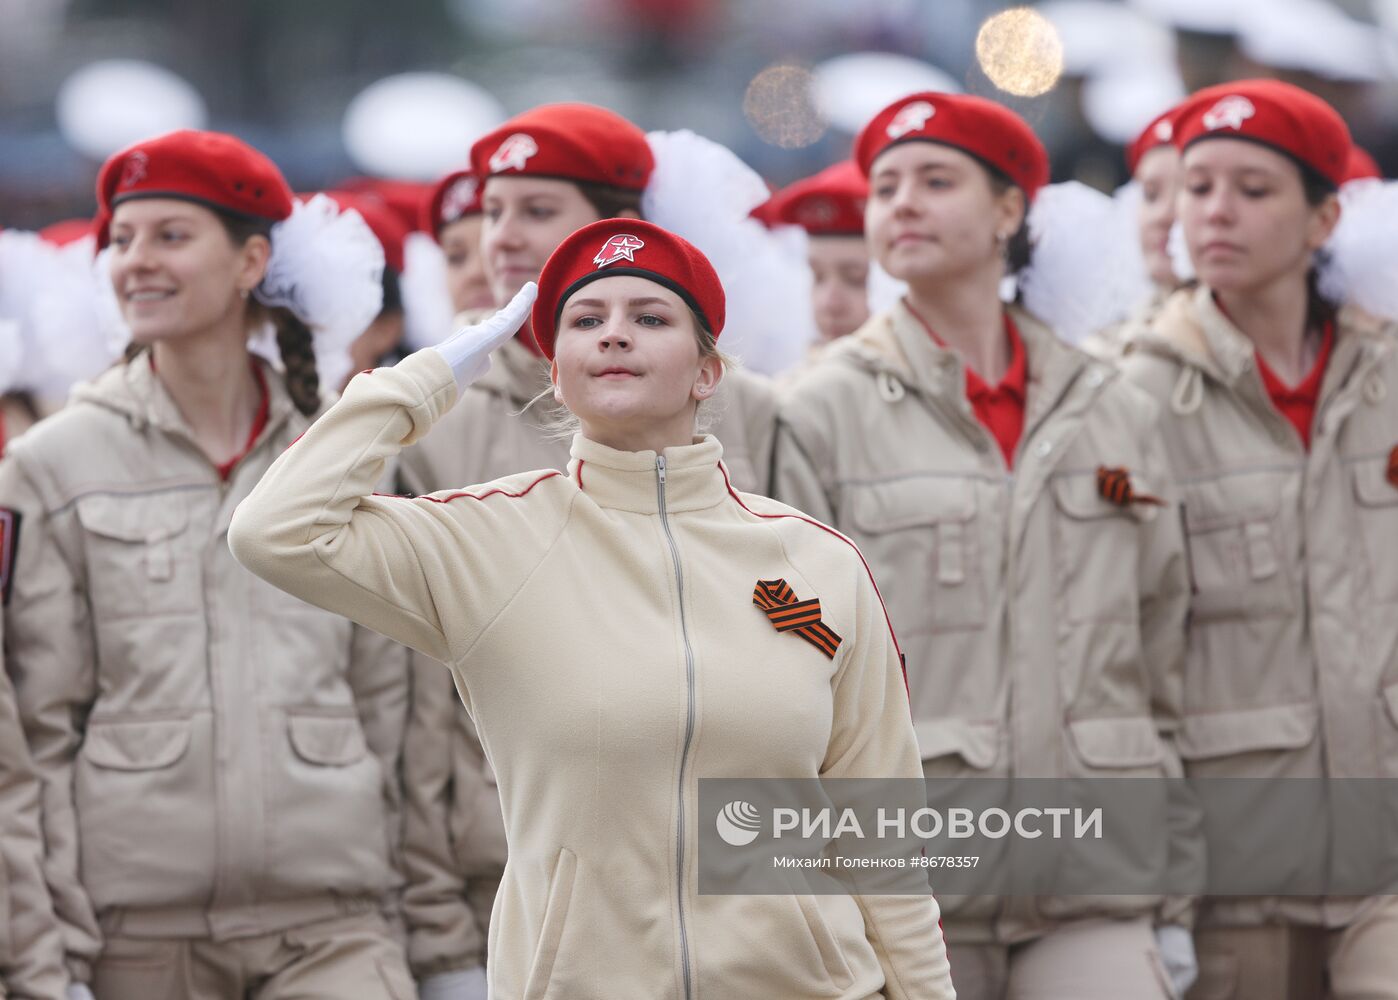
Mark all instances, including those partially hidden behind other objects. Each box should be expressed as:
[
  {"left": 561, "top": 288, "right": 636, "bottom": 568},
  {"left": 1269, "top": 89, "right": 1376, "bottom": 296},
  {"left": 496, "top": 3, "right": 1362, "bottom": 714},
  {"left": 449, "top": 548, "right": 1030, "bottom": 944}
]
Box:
[{"left": 520, "top": 313, "right": 738, "bottom": 441}]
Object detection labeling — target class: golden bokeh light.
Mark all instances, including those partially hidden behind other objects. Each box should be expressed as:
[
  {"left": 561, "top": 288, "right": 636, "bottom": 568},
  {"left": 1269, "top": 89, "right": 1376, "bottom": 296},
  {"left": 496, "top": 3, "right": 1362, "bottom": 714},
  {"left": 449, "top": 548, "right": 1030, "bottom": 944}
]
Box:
[
  {"left": 743, "top": 64, "right": 827, "bottom": 149},
  {"left": 975, "top": 7, "right": 1063, "bottom": 98}
]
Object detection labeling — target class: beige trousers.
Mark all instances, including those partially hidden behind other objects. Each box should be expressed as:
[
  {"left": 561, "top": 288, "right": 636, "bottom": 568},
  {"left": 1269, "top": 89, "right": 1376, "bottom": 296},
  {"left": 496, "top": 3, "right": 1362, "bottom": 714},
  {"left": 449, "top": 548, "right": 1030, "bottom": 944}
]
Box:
[
  {"left": 1188, "top": 898, "right": 1398, "bottom": 1000},
  {"left": 949, "top": 917, "right": 1175, "bottom": 1000},
  {"left": 91, "top": 912, "right": 414, "bottom": 1000}
]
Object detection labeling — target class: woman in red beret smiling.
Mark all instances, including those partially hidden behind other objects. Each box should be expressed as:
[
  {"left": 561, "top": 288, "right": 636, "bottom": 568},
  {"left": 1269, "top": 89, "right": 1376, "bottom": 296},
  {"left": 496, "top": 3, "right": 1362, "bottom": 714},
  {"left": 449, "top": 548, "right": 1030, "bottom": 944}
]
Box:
[
  {"left": 230, "top": 218, "right": 956, "bottom": 1000},
  {"left": 776, "top": 91, "right": 1200, "bottom": 999},
  {"left": 0, "top": 129, "right": 415, "bottom": 1000},
  {"left": 1124, "top": 79, "right": 1398, "bottom": 1000}
]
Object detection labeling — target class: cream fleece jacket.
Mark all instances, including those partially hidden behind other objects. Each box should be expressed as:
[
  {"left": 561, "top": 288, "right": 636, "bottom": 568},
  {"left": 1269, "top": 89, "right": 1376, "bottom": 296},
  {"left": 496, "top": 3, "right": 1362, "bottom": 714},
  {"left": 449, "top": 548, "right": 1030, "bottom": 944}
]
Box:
[{"left": 229, "top": 348, "right": 955, "bottom": 1000}]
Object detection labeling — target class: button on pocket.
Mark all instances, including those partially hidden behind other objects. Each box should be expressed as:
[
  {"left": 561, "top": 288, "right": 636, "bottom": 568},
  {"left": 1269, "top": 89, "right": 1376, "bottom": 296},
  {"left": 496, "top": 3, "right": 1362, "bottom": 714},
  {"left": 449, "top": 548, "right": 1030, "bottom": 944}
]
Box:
[
  {"left": 1181, "top": 474, "right": 1295, "bottom": 623},
  {"left": 847, "top": 476, "right": 985, "bottom": 633},
  {"left": 75, "top": 493, "right": 195, "bottom": 621}
]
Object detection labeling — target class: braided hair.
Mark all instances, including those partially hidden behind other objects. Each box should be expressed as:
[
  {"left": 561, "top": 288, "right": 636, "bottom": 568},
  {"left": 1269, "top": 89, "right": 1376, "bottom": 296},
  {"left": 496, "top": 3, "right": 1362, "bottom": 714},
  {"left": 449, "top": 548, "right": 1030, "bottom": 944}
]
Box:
[{"left": 216, "top": 212, "right": 321, "bottom": 416}]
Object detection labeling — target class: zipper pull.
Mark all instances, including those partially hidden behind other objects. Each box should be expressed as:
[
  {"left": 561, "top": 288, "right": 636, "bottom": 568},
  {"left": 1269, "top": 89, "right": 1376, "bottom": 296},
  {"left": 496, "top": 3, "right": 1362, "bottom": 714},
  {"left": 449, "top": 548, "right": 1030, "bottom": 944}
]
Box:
[{"left": 656, "top": 455, "right": 667, "bottom": 485}]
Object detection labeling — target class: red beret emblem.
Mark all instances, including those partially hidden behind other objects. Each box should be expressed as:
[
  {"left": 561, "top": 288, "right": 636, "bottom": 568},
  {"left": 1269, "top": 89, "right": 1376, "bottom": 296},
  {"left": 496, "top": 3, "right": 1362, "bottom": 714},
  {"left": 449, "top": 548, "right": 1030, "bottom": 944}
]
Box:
[
  {"left": 1202, "top": 96, "right": 1256, "bottom": 132},
  {"left": 593, "top": 234, "right": 645, "bottom": 268},
  {"left": 1153, "top": 119, "right": 1174, "bottom": 142},
  {"left": 795, "top": 198, "right": 837, "bottom": 227},
  {"left": 886, "top": 101, "right": 936, "bottom": 140},
  {"left": 488, "top": 133, "right": 539, "bottom": 174},
  {"left": 118, "top": 150, "right": 149, "bottom": 189},
  {"left": 440, "top": 176, "right": 479, "bottom": 223}
]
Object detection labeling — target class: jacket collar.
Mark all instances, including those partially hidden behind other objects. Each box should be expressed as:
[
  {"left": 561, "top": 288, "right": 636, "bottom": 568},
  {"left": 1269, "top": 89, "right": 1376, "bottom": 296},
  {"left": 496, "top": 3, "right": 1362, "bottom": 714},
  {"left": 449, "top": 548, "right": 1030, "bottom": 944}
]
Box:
[
  {"left": 1133, "top": 285, "right": 1391, "bottom": 399},
  {"left": 568, "top": 433, "right": 731, "bottom": 514},
  {"left": 74, "top": 352, "right": 297, "bottom": 448},
  {"left": 847, "top": 298, "right": 1108, "bottom": 428}
]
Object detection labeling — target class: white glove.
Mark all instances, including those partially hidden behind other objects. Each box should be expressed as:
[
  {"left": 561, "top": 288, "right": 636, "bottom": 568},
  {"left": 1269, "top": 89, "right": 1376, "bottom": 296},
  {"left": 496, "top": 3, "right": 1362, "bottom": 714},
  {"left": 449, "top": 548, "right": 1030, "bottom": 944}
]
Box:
[
  {"left": 1155, "top": 924, "right": 1198, "bottom": 998},
  {"left": 432, "top": 282, "right": 538, "bottom": 392},
  {"left": 67, "top": 984, "right": 96, "bottom": 1000},
  {"left": 417, "top": 966, "right": 488, "bottom": 1000}
]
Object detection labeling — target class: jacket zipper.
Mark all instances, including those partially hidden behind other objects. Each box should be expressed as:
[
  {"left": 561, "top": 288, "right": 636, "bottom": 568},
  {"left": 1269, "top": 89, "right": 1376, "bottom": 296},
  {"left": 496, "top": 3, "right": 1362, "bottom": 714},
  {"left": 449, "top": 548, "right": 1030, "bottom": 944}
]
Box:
[{"left": 656, "top": 455, "right": 697, "bottom": 1000}]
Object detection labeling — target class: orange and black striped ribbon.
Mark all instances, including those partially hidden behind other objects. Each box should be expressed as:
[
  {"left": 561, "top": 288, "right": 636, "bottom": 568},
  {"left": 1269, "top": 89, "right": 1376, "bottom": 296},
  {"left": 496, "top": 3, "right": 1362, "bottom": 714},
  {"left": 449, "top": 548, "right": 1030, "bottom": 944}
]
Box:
[
  {"left": 1096, "top": 466, "right": 1165, "bottom": 508},
  {"left": 753, "top": 578, "right": 842, "bottom": 660}
]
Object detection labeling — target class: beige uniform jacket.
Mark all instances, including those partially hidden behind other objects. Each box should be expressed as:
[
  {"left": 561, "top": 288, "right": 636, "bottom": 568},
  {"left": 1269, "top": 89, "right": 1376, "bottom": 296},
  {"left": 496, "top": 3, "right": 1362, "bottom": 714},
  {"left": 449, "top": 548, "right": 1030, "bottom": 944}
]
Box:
[
  {"left": 775, "top": 300, "right": 1201, "bottom": 943},
  {"left": 395, "top": 333, "right": 778, "bottom": 978},
  {"left": 0, "top": 652, "right": 68, "bottom": 1000},
  {"left": 229, "top": 348, "right": 955, "bottom": 1000},
  {"left": 0, "top": 358, "right": 408, "bottom": 981},
  {"left": 1123, "top": 286, "right": 1398, "bottom": 929}
]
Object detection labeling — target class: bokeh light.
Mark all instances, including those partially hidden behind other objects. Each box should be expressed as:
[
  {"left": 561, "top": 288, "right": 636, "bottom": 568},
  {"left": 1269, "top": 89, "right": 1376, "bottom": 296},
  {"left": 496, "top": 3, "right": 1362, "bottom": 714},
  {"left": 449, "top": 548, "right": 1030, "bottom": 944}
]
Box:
[
  {"left": 56, "top": 61, "right": 208, "bottom": 161},
  {"left": 743, "top": 64, "right": 827, "bottom": 149},
  {"left": 975, "top": 7, "right": 1064, "bottom": 98},
  {"left": 813, "top": 52, "right": 961, "bottom": 134},
  {"left": 342, "top": 73, "right": 505, "bottom": 180}
]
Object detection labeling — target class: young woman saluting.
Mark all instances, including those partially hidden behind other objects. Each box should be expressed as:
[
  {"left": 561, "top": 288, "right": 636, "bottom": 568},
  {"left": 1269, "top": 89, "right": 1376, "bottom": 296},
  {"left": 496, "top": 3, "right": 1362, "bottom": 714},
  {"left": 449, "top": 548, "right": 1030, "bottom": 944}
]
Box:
[{"left": 231, "top": 217, "right": 955, "bottom": 1000}]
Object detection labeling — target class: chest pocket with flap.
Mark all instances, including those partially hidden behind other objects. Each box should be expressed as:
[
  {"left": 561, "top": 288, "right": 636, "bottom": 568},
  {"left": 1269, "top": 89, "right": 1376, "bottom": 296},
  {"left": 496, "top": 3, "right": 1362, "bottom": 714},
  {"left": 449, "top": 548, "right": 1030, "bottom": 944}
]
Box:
[
  {"left": 846, "top": 475, "right": 985, "bottom": 632},
  {"left": 1049, "top": 472, "right": 1144, "bottom": 625},
  {"left": 76, "top": 493, "right": 197, "bottom": 621},
  {"left": 1181, "top": 473, "right": 1295, "bottom": 623}
]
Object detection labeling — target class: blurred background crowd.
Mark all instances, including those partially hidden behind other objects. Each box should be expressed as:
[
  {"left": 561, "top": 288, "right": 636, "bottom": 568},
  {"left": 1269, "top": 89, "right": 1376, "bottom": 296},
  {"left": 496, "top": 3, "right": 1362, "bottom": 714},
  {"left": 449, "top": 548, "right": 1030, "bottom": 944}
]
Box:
[{"left": 2, "top": 0, "right": 1397, "bottom": 232}]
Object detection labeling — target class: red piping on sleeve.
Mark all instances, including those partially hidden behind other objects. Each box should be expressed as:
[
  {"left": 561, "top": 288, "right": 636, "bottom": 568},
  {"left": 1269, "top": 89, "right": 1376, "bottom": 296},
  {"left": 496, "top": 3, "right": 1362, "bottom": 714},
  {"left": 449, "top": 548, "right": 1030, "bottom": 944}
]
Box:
[
  {"left": 576, "top": 461, "right": 585, "bottom": 491},
  {"left": 414, "top": 470, "right": 563, "bottom": 505},
  {"left": 719, "top": 463, "right": 910, "bottom": 700}
]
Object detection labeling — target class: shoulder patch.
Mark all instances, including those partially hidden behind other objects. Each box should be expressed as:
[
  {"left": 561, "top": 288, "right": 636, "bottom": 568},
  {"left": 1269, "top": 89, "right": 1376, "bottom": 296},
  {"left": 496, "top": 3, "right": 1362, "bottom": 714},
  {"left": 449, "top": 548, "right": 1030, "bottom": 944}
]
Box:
[{"left": 0, "top": 508, "right": 21, "bottom": 605}]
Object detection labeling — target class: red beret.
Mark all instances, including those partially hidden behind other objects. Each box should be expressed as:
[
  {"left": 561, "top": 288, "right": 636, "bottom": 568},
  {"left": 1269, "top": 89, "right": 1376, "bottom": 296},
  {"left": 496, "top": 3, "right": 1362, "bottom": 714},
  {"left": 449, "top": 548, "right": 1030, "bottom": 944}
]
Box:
[
  {"left": 424, "top": 169, "right": 483, "bottom": 240},
  {"left": 1343, "top": 145, "right": 1382, "bottom": 184},
  {"left": 1126, "top": 106, "right": 1182, "bottom": 176},
  {"left": 323, "top": 191, "right": 409, "bottom": 274},
  {"left": 470, "top": 104, "right": 654, "bottom": 192},
  {"left": 1174, "top": 79, "right": 1350, "bottom": 188},
  {"left": 854, "top": 92, "right": 1050, "bottom": 201},
  {"left": 97, "top": 130, "right": 293, "bottom": 247},
  {"left": 530, "top": 218, "right": 724, "bottom": 361},
  {"left": 336, "top": 177, "right": 435, "bottom": 234},
  {"left": 754, "top": 160, "right": 868, "bottom": 236}
]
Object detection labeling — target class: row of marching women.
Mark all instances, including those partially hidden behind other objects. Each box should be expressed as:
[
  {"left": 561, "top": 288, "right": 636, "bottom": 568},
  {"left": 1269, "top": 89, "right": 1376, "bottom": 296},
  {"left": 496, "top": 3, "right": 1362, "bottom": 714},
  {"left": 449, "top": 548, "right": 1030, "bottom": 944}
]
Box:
[{"left": 0, "top": 72, "right": 1395, "bottom": 1000}]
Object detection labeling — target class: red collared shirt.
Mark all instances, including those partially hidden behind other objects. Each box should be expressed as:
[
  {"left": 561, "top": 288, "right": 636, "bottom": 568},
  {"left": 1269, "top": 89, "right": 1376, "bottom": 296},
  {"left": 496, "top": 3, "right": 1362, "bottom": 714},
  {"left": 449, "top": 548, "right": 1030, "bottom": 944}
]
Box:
[
  {"left": 215, "top": 362, "right": 270, "bottom": 480},
  {"left": 906, "top": 302, "right": 1028, "bottom": 467},
  {"left": 149, "top": 353, "right": 271, "bottom": 480},
  {"left": 1253, "top": 318, "right": 1334, "bottom": 450}
]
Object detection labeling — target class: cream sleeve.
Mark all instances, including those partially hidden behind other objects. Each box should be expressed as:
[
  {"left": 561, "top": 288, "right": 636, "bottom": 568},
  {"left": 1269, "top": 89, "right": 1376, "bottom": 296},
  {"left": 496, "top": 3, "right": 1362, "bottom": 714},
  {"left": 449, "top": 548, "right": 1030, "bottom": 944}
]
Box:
[{"left": 229, "top": 349, "right": 574, "bottom": 666}]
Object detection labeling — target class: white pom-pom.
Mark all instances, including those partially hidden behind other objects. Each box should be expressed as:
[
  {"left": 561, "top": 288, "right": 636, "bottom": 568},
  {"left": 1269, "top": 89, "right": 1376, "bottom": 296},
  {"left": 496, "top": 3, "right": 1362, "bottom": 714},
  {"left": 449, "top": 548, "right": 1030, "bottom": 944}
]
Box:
[
  {"left": 643, "top": 130, "right": 818, "bottom": 375},
  {"left": 400, "top": 231, "right": 457, "bottom": 351},
  {"left": 1019, "top": 181, "right": 1152, "bottom": 345},
  {"left": 0, "top": 231, "right": 120, "bottom": 403},
  {"left": 867, "top": 260, "right": 908, "bottom": 316},
  {"left": 29, "top": 237, "right": 121, "bottom": 402},
  {"left": 1318, "top": 179, "right": 1398, "bottom": 321},
  {"left": 1166, "top": 218, "right": 1195, "bottom": 284},
  {"left": 257, "top": 193, "right": 385, "bottom": 389},
  {"left": 92, "top": 246, "right": 134, "bottom": 358},
  {"left": 0, "top": 319, "right": 25, "bottom": 393}
]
